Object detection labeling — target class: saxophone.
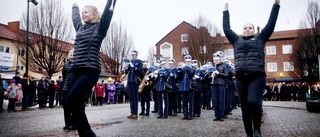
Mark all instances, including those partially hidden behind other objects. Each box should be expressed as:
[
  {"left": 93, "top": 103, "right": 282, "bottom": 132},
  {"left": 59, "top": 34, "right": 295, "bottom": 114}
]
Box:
[{"left": 138, "top": 69, "right": 149, "bottom": 93}]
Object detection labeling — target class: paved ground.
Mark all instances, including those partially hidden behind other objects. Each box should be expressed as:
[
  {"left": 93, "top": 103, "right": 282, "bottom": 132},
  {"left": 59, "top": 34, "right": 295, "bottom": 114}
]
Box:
[{"left": 0, "top": 101, "right": 319, "bottom": 137}]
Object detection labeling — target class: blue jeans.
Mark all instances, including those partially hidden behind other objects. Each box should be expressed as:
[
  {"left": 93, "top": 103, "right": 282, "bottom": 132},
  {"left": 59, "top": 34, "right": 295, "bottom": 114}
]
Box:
[
  {"left": 128, "top": 82, "right": 138, "bottom": 115},
  {"left": 211, "top": 85, "right": 225, "bottom": 119},
  {"left": 235, "top": 75, "right": 265, "bottom": 135},
  {"left": 65, "top": 69, "right": 99, "bottom": 133}
]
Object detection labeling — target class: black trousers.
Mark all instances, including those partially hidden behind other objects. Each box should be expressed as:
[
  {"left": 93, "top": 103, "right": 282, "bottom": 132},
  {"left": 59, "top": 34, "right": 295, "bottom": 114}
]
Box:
[
  {"left": 168, "top": 92, "right": 177, "bottom": 115},
  {"left": 236, "top": 75, "right": 265, "bottom": 136},
  {"left": 152, "top": 89, "right": 158, "bottom": 111},
  {"left": 63, "top": 90, "right": 73, "bottom": 127},
  {"left": 65, "top": 70, "right": 99, "bottom": 133},
  {"left": 193, "top": 91, "right": 201, "bottom": 116}
]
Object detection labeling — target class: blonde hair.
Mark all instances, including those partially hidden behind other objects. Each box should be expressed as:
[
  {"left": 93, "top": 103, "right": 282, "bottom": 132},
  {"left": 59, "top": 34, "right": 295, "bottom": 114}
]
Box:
[{"left": 83, "top": 5, "right": 101, "bottom": 22}]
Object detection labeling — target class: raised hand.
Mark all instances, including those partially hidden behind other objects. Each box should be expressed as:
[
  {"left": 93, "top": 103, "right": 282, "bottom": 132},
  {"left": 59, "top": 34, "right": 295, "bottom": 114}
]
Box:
[
  {"left": 275, "top": 0, "right": 280, "bottom": 4},
  {"left": 73, "top": 3, "right": 78, "bottom": 7},
  {"left": 106, "top": 0, "right": 117, "bottom": 11},
  {"left": 224, "top": 3, "right": 229, "bottom": 11}
]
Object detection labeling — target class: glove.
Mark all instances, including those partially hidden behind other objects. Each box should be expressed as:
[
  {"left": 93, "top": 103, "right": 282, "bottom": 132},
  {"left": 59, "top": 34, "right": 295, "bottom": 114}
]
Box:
[
  {"left": 194, "top": 75, "right": 200, "bottom": 79},
  {"left": 170, "top": 73, "right": 173, "bottom": 77},
  {"left": 146, "top": 77, "right": 150, "bottom": 81},
  {"left": 150, "top": 73, "right": 154, "bottom": 78},
  {"left": 214, "top": 70, "right": 219, "bottom": 75},
  {"left": 129, "top": 62, "right": 134, "bottom": 67}
]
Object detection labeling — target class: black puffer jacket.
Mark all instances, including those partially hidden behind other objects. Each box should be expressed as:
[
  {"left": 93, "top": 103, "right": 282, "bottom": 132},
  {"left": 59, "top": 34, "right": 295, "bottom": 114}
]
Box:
[
  {"left": 62, "top": 60, "right": 72, "bottom": 91},
  {"left": 71, "top": 3, "right": 114, "bottom": 73},
  {"left": 223, "top": 4, "right": 280, "bottom": 76}
]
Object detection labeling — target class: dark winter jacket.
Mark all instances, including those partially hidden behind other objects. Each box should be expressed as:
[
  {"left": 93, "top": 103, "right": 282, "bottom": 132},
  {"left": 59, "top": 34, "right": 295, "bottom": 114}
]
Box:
[
  {"left": 71, "top": 3, "right": 114, "bottom": 73},
  {"left": 211, "top": 63, "right": 229, "bottom": 86},
  {"left": 62, "top": 60, "right": 72, "bottom": 91},
  {"left": 223, "top": 4, "right": 280, "bottom": 76}
]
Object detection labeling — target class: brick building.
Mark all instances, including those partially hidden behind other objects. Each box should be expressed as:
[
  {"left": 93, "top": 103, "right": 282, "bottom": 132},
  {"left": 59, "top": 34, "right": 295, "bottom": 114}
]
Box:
[{"left": 155, "top": 21, "right": 299, "bottom": 82}]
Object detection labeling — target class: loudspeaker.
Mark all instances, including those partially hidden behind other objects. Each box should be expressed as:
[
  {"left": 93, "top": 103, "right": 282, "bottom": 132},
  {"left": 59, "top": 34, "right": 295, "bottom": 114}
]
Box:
[{"left": 306, "top": 98, "right": 320, "bottom": 112}]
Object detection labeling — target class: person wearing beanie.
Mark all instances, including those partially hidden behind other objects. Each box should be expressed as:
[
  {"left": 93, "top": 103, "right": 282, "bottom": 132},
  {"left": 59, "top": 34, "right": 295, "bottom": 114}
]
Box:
[{"left": 223, "top": 0, "right": 280, "bottom": 136}]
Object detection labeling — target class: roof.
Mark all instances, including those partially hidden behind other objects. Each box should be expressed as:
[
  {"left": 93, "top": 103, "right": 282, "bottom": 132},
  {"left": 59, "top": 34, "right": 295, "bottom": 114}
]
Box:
[
  {"left": 0, "top": 23, "right": 19, "bottom": 41},
  {"left": 155, "top": 21, "right": 196, "bottom": 46}
]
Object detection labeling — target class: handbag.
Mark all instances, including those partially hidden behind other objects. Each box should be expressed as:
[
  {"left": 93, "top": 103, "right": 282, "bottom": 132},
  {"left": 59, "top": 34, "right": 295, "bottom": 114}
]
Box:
[
  {"left": 164, "top": 82, "right": 172, "bottom": 93},
  {"left": 135, "top": 77, "right": 142, "bottom": 85}
]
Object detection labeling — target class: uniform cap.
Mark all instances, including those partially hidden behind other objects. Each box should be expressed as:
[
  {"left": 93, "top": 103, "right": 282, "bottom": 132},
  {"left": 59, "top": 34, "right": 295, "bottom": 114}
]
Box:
[
  {"left": 168, "top": 58, "right": 175, "bottom": 63},
  {"left": 184, "top": 55, "right": 192, "bottom": 62},
  {"left": 131, "top": 50, "right": 138, "bottom": 55},
  {"left": 160, "top": 59, "right": 166, "bottom": 65}
]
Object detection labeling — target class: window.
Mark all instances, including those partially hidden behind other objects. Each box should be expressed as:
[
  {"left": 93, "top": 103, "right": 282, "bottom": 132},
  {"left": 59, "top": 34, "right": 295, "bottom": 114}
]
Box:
[
  {"left": 282, "top": 44, "right": 293, "bottom": 54},
  {"left": 18, "top": 48, "right": 25, "bottom": 56},
  {"left": 224, "top": 49, "right": 234, "bottom": 59},
  {"left": 200, "top": 46, "right": 207, "bottom": 54},
  {"left": 283, "top": 62, "right": 294, "bottom": 71},
  {"left": 267, "top": 62, "right": 277, "bottom": 72},
  {"left": 266, "top": 46, "right": 276, "bottom": 55},
  {"left": 16, "top": 65, "right": 24, "bottom": 71},
  {"left": 160, "top": 42, "right": 173, "bottom": 58},
  {"left": 181, "top": 34, "right": 188, "bottom": 42},
  {"left": 181, "top": 47, "right": 189, "bottom": 55},
  {"left": 0, "top": 45, "right": 10, "bottom": 53}
]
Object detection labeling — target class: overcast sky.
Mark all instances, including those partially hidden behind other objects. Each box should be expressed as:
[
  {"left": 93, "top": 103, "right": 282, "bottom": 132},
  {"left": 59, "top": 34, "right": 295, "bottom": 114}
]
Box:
[{"left": 0, "top": 0, "right": 311, "bottom": 60}]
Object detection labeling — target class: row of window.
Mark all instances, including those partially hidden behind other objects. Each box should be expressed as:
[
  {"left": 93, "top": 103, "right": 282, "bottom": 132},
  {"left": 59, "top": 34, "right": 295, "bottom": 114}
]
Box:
[
  {"left": 267, "top": 62, "right": 294, "bottom": 72},
  {"left": 0, "top": 45, "right": 25, "bottom": 56},
  {"left": 179, "top": 34, "right": 293, "bottom": 55},
  {"left": 180, "top": 45, "right": 292, "bottom": 57}
]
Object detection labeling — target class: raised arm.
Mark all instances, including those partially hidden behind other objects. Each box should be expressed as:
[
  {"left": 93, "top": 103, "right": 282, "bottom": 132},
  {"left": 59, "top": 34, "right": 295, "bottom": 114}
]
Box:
[
  {"left": 222, "top": 3, "right": 238, "bottom": 45},
  {"left": 99, "top": 0, "right": 117, "bottom": 36},
  {"left": 72, "top": 3, "right": 83, "bottom": 31},
  {"left": 259, "top": 0, "right": 280, "bottom": 42}
]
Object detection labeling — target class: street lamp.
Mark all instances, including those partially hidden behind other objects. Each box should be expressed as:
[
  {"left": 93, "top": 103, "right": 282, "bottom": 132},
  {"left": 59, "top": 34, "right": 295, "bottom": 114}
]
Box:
[{"left": 25, "top": 0, "right": 38, "bottom": 75}]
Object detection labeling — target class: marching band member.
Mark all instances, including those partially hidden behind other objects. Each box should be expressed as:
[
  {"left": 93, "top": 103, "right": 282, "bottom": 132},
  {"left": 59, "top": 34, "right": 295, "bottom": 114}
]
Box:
[
  {"left": 125, "top": 50, "right": 143, "bottom": 120},
  {"left": 211, "top": 52, "right": 229, "bottom": 121},
  {"left": 167, "top": 59, "right": 178, "bottom": 116},
  {"left": 203, "top": 63, "right": 213, "bottom": 110},
  {"left": 152, "top": 59, "right": 170, "bottom": 119},
  {"left": 223, "top": 57, "right": 235, "bottom": 116},
  {"left": 192, "top": 60, "right": 204, "bottom": 117},
  {"left": 179, "top": 55, "right": 195, "bottom": 120},
  {"left": 150, "top": 61, "right": 160, "bottom": 113},
  {"left": 139, "top": 60, "right": 151, "bottom": 116}
]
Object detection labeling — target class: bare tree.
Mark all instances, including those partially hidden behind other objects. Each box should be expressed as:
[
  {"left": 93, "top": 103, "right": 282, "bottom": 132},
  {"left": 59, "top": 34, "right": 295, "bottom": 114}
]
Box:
[
  {"left": 101, "top": 21, "right": 134, "bottom": 75},
  {"left": 182, "top": 14, "right": 222, "bottom": 66},
  {"left": 17, "top": 0, "right": 72, "bottom": 78},
  {"left": 293, "top": 1, "right": 320, "bottom": 84},
  {"left": 147, "top": 46, "right": 155, "bottom": 66}
]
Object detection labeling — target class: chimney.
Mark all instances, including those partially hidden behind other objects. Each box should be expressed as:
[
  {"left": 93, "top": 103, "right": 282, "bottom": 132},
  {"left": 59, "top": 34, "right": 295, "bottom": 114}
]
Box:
[
  {"left": 8, "top": 21, "right": 20, "bottom": 33},
  {"left": 216, "top": 33, "right": 221, "bottom": 37},
  {"left": 199, "top": 26, "right": 208, "bottom": 33},
  {"left": 257, "top": 26, "right": 260, "bottom": 34}
]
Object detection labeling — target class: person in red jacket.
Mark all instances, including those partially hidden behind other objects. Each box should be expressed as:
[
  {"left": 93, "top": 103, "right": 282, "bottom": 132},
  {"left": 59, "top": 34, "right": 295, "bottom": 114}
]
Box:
[{"left": 94, "top": 80, "right": 106, "bottom": 106}]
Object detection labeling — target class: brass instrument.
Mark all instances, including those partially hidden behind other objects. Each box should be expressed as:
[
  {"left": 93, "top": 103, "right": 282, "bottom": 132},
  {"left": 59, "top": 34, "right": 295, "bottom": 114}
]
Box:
[{"left": 138, "top": 70, "right": 149, "bottom": 93}]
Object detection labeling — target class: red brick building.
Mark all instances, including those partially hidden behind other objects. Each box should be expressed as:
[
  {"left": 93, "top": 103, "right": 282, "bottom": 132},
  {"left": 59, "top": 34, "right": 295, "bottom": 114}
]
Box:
[{"left": 155, "top": 21, "right": 299, "bottom": 82}]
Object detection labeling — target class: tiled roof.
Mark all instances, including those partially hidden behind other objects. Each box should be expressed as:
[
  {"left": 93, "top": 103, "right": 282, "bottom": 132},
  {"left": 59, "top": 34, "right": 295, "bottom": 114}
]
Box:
[{"left": 0, "top": 23, "right": 19, "bottom": 41}]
